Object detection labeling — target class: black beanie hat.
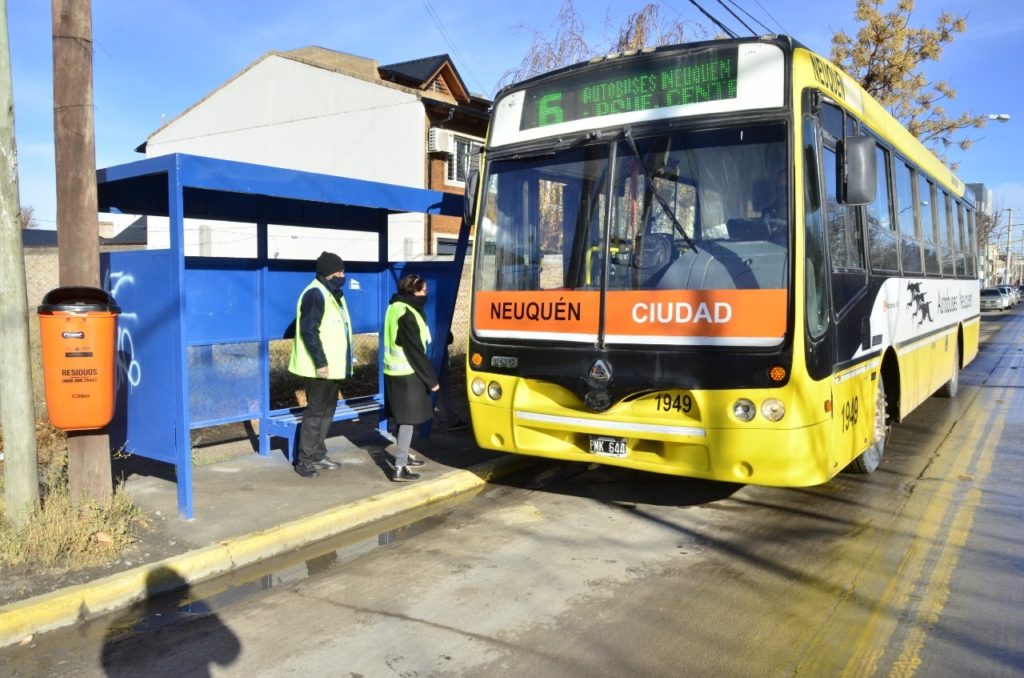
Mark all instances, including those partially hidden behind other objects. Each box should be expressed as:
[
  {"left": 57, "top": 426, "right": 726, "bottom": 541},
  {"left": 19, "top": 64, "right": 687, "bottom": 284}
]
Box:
[{"left": 316, "top": 251, "right": 345, "bottom": 277}]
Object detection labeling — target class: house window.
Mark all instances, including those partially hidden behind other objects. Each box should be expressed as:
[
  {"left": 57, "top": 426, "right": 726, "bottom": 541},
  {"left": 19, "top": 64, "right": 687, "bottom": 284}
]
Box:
[{"left": 446, "top": 135, "right": 482, "bottom": 185}]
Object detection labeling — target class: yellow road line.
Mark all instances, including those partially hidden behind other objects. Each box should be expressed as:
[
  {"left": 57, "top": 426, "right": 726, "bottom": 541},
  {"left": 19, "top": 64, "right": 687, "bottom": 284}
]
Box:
[
  {"left": 887, "top": 400, "right": 1001, "bottom": 677},
  {"left": 842, "top": 388, "right": 1006, "bottom": 677}
]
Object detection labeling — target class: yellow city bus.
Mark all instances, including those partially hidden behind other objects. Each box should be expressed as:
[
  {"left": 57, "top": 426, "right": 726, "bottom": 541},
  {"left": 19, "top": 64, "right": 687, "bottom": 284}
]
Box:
[{"left": 462, "top": 36, "right": 979, "bottom": 486}]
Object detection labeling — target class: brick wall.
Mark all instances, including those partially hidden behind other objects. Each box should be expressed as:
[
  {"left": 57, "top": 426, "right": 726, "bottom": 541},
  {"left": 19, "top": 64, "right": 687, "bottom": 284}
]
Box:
[{"left": 23, "top": 250, "right": 61, "bottom": 412}]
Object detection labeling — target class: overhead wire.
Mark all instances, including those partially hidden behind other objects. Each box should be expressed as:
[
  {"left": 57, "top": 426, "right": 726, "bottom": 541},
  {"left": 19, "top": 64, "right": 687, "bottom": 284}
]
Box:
[
  {"left": 714, "top": 0, "right": 757, "bottom": 36},
  {"left": 684, "top": 0, "right": 739, "bottom": 38},
  {"left": 420, "top": 0, "right": 489, "bottom": 95},
  {"left": 722, "top": 0, "right": 774, "bottom": 34},
  {"left": 747, "top": 0, "right": 787, "bottom": 34}
]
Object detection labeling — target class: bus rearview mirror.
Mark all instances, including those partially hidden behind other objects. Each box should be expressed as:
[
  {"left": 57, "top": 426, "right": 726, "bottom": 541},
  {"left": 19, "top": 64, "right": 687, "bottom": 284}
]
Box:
[
  {"left": 464, "top": 169, "right": 480, "bottom": 226},
  {"left": 843, "top": 136, "right": 877, "bottom": 206}
]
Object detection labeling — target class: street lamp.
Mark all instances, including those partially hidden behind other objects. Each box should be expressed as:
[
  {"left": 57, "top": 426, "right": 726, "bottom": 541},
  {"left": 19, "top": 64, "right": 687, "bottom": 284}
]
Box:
[{"left": 987, "top": 113, "right": 1011, "bottom": 122}]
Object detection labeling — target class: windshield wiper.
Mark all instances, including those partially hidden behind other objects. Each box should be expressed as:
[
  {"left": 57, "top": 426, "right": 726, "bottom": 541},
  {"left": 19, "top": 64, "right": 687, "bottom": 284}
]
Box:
[
  {"left": 506, "top": 131, "right": 606, "bottom": 161},
  {"left": 622, "top": 127, "right": 698, "bottom": 253}
]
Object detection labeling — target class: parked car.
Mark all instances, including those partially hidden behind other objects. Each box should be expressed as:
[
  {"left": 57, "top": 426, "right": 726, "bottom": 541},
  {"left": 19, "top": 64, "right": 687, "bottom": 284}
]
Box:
[
  {"left": 998, "top": 285, "right": 1019, "bottom": 306},
  {"left": 981, "top": 287, "right": 1010, "bottom": 312}
]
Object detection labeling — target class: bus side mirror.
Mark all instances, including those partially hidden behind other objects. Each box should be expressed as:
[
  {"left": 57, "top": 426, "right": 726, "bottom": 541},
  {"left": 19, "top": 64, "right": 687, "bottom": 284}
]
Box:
[
  {"left": 464, "top": 169, "right": 480, "bottom": 225},
  {"left": 842, "top": 136, "right": 876, "bottom": 205}
]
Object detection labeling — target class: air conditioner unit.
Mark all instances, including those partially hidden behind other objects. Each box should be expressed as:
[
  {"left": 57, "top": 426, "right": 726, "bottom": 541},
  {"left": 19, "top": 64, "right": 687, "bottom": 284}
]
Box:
[{"left": 428, "top": 128, "right": 454, "bottom": 155}]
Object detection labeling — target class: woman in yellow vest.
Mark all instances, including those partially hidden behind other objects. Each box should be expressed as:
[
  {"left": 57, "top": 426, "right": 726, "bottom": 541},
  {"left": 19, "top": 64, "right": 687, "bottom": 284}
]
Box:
[{"left": 384, "top": 273, "right": 438, "bottom": 481}]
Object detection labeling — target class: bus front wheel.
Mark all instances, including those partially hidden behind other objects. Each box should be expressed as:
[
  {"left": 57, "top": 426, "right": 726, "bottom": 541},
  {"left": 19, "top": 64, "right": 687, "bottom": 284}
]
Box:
[{"left": 849, "top": 375, "right": 889, "bottom": 474}]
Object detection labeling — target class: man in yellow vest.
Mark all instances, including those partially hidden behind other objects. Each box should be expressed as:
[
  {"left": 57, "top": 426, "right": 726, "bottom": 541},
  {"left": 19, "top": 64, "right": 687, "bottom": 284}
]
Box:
[{"left": 288, "top": 252, "right": 354, "bottom": 478}]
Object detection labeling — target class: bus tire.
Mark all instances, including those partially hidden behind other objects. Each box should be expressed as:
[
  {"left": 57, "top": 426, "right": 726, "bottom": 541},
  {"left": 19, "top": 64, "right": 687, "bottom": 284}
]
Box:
[
  {"left": 937, "top": 341, "right": 960, "bottom": 398},
  {"left": 849, "top": 375, "right": 889, "bottom": 474}
]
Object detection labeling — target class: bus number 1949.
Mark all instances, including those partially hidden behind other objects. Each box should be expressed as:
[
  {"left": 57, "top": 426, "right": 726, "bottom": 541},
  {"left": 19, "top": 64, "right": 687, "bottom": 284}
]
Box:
[
  {"left": 656, "top": 392, "right": 693, "bottom": 413},
  {"left": 842, "top": 396, "right": 859, "bottom": 432}
]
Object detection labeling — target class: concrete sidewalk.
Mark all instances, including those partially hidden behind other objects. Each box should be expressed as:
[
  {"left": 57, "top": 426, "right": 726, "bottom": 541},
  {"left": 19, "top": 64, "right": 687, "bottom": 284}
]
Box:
[{"left": 0, "top": 421, "right": 529, "bottom": 648}]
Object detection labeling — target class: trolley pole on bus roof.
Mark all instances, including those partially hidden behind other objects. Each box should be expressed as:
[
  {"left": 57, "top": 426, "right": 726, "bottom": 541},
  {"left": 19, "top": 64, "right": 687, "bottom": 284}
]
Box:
[{"left": 52, "top": 0, "right": 113, "bottom": 504}]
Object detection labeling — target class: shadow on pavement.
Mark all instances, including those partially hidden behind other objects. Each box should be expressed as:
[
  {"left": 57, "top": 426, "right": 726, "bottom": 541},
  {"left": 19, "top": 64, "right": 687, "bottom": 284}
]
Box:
[{"left": 100, "top": 566, "right": 240, "bottom": 677}]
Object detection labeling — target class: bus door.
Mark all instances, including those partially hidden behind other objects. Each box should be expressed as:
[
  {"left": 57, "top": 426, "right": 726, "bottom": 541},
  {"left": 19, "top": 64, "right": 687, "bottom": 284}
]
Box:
[{"left": 816, "top": 99, "right": 876, "bottom": 463}]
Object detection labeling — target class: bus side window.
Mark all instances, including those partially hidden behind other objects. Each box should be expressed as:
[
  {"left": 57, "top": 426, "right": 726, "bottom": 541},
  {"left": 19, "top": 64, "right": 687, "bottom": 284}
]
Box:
[
  {"left": 920, "top": 176, "right": 940, "bottom": 275},
  {"left": 966, "top": 207, "right": 977, "bottom": 278},
  {"left": 867, "top": 144, "right": 899, "bottom": 272},
  {"left": 955, "top": 201, "right": 967, "bottom": 277},
  {"left": 895, "top": 160, "right": 922, "bottom": 275}
]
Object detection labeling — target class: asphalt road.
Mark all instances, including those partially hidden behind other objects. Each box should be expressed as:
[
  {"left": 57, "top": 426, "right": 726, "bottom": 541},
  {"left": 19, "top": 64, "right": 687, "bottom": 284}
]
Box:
[{"left": 3, "top": 309, "right": 1022, "bottom": 677}]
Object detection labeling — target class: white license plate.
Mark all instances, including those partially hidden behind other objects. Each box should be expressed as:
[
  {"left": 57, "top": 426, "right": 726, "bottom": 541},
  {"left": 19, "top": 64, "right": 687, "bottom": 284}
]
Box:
[{"left": 589, "top": 436, "right": 628, "bottom": 458}]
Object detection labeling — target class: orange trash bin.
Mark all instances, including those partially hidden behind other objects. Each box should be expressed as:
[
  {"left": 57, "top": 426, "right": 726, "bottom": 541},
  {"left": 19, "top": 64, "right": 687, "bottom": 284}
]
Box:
[{"left": 38, "top": 286, "right": 121, "bottom": 431}]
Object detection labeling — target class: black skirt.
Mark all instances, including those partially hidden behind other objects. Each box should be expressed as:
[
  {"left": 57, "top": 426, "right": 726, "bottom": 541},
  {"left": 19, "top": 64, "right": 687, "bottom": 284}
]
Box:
[{"left": 384, "top": 373, "right": 434, "bottom": 425}]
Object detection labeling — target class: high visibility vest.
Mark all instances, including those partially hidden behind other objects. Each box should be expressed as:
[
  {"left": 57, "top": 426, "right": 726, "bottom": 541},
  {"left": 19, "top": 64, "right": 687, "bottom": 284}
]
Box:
[
  {"left": 288, "top": 279, "right": 353, "bottom": 379},
  {"left": 383, "top": 301, "right": 431, "bottom": 376}
]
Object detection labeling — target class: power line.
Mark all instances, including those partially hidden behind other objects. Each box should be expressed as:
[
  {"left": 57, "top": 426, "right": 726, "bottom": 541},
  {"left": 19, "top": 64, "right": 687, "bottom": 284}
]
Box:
[
  {"left": 149, "top": 95, "right": 414, "bottom": 147},
  {"left": 715, "top": 0, "right": 756, "bottom": 36},
  {"left": 420, "top": 0, "right": 488, "bottom": 95},
  {"left": 722, "top": 0, "right": 774, "bottom": 35},
  {"left": 748, "top": 0, "right": 787, "bottom": 34},
  {"left": 685, "top": 0, "right": 739, "bottom": 38}
]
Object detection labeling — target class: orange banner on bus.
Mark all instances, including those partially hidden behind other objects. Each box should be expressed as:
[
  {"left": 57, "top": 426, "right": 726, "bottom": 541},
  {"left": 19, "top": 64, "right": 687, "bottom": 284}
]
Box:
[
  {"left": 475, "top": 290, "right": 600, "bottom": 335},
  {"left": 604, "top": 289, "right": 787, "bottom": 338},
  {"left": 475, "top": 289, "right": 787, "bottom": 339}
]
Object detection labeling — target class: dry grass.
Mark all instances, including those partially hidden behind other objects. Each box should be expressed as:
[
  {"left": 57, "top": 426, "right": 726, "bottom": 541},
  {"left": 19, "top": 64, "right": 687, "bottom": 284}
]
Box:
[
  {"left": 0, "top": 421, "right": 147, "bottom": 573},
  {"left": 268, "top": 336, "right": 383, "bottom": 408},
  {"left": 0, "top": 455, "right": 147, "bottom": 572}
]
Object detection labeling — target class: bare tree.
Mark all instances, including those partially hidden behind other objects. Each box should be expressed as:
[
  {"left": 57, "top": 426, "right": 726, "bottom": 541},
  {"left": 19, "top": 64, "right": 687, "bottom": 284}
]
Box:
[
  {"left": 20, "top": 204, "right": 37, "bottom": 229},
  {"left": 612, "top": 4, "right": 700, "bottom": 52},
  {"left": 497, "top": 0, "right": 590, "bottom": 90},
  {"left": 497, "top": 1, "right": 709, "bottom": 90}
]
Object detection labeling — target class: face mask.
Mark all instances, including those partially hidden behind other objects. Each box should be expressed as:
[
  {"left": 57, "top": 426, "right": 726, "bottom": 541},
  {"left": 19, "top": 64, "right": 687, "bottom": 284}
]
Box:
[{"left": 326, "top": 276, "right": 345, "bottom": 293}]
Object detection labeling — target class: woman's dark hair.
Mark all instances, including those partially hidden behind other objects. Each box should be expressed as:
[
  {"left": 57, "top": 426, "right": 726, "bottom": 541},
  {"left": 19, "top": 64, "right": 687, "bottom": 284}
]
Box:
[{"left": 397, "top": 273, "right": 427, "bottom": 296}]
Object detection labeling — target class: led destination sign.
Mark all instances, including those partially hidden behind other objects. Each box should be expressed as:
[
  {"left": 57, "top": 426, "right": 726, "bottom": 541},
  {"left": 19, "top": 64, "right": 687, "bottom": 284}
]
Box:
[{"left": 520, "top": 46, "right": 739, "bottom": 130}]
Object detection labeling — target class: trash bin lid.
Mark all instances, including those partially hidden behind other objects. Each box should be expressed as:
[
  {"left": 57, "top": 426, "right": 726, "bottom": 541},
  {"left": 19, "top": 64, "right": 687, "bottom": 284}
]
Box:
[{"left": 38, "top": 286, "right": 121, "bottom": 314}]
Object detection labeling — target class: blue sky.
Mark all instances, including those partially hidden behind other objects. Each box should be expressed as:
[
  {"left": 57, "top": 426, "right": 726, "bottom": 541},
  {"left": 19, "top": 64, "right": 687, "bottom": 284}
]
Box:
[{"left": 8, "top": 0, "right": 1022, "bottom": 239}]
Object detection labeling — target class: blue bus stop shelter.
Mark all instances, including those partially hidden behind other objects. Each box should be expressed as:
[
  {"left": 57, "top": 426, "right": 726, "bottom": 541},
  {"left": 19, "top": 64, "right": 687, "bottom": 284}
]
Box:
[{"left": 97, "top": 154, "right": 468, "bottom": 518}]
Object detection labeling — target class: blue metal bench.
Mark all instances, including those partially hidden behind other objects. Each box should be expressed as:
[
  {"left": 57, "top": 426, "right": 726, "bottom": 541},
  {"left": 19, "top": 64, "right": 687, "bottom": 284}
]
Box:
[{"left": 259, "top": 394, "right": 384, "bottom": 462}]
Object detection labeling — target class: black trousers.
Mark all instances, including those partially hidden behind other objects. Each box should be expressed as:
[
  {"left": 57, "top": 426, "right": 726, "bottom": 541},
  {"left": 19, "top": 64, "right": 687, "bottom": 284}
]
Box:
[{"left": 297, "top": 377, "right": 340, "bottom": 467}]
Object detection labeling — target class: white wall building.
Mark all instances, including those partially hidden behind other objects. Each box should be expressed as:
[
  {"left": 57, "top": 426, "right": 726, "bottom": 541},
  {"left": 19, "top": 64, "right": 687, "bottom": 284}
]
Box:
[{"left": 134, "top": 47, "right": 489, "bottom": 262}]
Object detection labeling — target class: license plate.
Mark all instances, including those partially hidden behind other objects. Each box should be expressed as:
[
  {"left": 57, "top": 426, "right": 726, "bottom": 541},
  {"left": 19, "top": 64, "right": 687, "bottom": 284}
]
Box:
[{"left": 589, "top": 436, "right": 628, "bottom": 458}]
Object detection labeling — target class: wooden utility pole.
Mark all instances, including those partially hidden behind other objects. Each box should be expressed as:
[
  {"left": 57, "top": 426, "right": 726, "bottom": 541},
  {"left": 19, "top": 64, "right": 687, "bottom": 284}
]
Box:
[
  {"left": 0, "top": 0, "right": 41, "bottom": 527},
  {"left": 52, "top": 0, "right": 112, "bottom": 502}
]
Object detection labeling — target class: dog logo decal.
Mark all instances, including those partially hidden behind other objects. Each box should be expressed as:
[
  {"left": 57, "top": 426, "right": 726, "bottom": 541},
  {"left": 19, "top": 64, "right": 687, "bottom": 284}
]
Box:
[{"left": 906, "top": 282, "right": 933, "bottom": 325}]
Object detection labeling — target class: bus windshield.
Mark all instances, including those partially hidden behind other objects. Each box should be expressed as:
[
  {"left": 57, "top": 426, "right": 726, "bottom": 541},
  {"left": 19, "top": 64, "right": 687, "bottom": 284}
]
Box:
[{"left": 475, "top": 122, "right": 789, "bottom": 297}]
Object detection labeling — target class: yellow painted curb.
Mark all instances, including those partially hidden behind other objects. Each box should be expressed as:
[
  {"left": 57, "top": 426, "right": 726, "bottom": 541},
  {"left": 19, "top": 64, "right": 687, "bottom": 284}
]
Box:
[{"left": 0, "top": 454, "right": 530, "bottom": 648}]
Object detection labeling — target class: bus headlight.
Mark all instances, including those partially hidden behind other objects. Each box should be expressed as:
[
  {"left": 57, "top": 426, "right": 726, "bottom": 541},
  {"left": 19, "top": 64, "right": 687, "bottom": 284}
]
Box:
[
  {"left": 487, "top": 381, "right": 503, "bottom": 400},
  {"left": 733, "top": 398, "right": 756, "bottom": 422},
  {"left": 761, "top": 398, "right": 786, "bottom": 422},
  {"left": 471, "top": 378, "right": 486, "bottom": 397}
]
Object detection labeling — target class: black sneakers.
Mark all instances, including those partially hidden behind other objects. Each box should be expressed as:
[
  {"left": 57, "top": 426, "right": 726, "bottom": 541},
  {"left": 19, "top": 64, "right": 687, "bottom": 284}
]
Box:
[
  {"left": 392, "top": 466, "right": 421, "bottom": 482},
  {"left": 311, "top": 457, "right": 341, "bottom": 470},
  {"left": 406, "top": 456, "right": 425, "bottom": 467},
  {"left": 294, "top": 463, "right": 319, "bottom": 478}
]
